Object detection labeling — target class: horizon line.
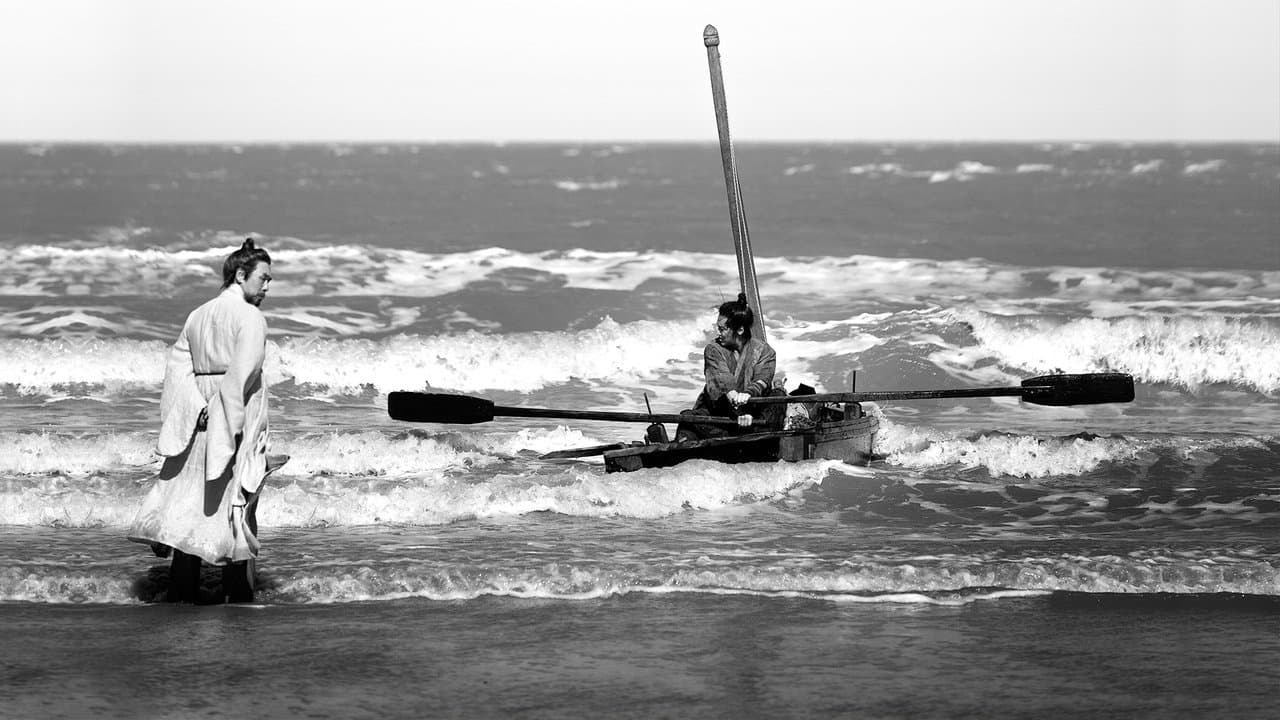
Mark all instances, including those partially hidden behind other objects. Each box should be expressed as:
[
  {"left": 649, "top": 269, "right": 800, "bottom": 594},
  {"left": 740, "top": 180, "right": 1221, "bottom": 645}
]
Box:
[{"left": 4, "top": 137, "right": 1277, "bottom": 146}]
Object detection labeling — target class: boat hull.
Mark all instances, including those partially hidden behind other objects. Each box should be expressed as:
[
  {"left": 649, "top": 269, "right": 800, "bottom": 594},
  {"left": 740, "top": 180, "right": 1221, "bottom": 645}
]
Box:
[{"left": 602, "top": 416, "right": 878, "bottom": 473}]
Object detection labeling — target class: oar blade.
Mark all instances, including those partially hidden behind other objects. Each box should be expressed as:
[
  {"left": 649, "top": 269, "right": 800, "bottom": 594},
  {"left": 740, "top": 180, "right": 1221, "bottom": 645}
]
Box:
[
  {"left": 1021, "top": 373, "right": 1135, "bottom": 406},
  {"left": 388, "top": 392, "right": 496, "bottom": 424}
]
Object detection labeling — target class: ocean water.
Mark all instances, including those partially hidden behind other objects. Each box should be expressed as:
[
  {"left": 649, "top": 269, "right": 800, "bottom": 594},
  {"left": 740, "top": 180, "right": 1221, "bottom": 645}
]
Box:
[{"left": 1, "top": 142, "right": 1278, "bottom": 718}]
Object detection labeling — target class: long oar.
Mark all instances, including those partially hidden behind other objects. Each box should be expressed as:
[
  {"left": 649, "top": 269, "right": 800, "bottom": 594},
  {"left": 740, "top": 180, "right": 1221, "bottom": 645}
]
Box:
[
  {"left": 388, "top": 392, "right": 742, "bottom": 426},
  {"left": 541, "top": 426, "right": 817, "bottom": 461},
  {"left": 745, "top": 373, "right": 1135, "bottom": 407},
  {"left": 705, "top": 24, "right": 766, "bottom": 343},
  {"left": 541, "top": 443, "right": 634, "bottom": 460}
]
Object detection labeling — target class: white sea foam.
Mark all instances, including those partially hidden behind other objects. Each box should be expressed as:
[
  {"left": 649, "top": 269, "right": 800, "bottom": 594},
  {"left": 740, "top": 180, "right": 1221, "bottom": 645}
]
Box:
[
  {"left": 0, "top": 320, "right": 873, "bottom": 403},
  {"left": 6, "top": 244, "right": 224, "bottom": 297},
  {"left": 0, "top": 426, "right": 605, "bottom": 481},
  {"left": 266, "top": 458, "right": 837, "bottom": 526},
  {"left": 874, "top": 412, "right": 1270, "bottom": 478},
  {"left": 553, "top": 178, "right": 625, "bottom": 192},
  {"left": 0, "top": 306, "right": 174, "bottom": 338},
  {"left": 274, "top": 317, "right": 704, "bottom": 394},
  {"left": 928, "top": 161, "right": 1001, "bottom": 183},
  {"left": 1183, "top": 159, "right": 1225, "bottom": 175},
  {"left": 288, "top": 456, "right": 825, "bottom": 524},
  {"left": 4, "top": 244, "right": 729, "bottom": 299},
  {"left": 0, "top": 337, "right": 168, "bottom": 395},
  {"left": 847, "top": 163, "right": 906, "bottom": 176},
  {"left": 0, "top": 317, "right": 706, "bottom": 396},
  {"left": 5, "top": 304, "right": 1278, "bottom": 399},
  {"left": 0, "top": 431, "right": 160, "bottom": 476},
  {"left": 9, "top": 244, "right": 1279, "bottom": 310},
  {"left": 6, "top": 244, "right": 1280, "bottom": 398},
  {"left": 958, "top": 311, "right": 1280, "bottom": 393},
  {"left": 839, "top": 154, "right": 1263, "bottom": 183},
  {"left": 269, "top": 305, "right": 423, "bottom": 336},
  {"left": 7, "top": 554, "right": 1275, "bottom": 604},
  {"left": 1044, "top": 266, "right": 1273, "bottom": 303},
  {"left": 849, "top": 161, "right": 1014, "bottom": 182},
  {"left": 751, "top": 255, "right": 1029, "bottom": 300},
  {"left": 0, "top": 431, "right": 843, "bottom": 527},
  {"left": 12, "top": 407, "right": 1239, "bottom": 489},
  {"left": 884, "top": 428, "right": 1144, "bottom": 478}
]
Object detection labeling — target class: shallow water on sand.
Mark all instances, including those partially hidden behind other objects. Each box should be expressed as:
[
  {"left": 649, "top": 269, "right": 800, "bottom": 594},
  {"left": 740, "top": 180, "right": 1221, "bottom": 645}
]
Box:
[{"left": 3, "top": 594, "right": 1277, "bottom": 719}]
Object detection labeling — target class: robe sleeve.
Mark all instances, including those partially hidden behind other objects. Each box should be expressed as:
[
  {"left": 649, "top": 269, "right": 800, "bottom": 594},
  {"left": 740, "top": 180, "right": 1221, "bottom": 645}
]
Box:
[
  {"left": 156, "top": 320, "right": 206, "bottom": 457},
  {"left": 702, "top": 343, "right": 737, "bottom": 402},
  {"left": 204, "top": 309, "right": 267, "bottom": 482},
  {"left": 744, "top": 343, "right": 776, "bottom": 397}
]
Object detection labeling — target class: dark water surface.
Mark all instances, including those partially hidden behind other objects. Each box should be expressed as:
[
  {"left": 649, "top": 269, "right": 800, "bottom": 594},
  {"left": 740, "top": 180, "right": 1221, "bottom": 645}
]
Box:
[{"left": 4, "top": 594, "right": 1277, "bottom": 719}]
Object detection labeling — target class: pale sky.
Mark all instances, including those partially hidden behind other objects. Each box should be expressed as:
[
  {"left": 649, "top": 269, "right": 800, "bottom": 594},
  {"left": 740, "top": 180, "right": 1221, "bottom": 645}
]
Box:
[{"left": 4, "top": 0, "right": 1278, "bottom": 142}]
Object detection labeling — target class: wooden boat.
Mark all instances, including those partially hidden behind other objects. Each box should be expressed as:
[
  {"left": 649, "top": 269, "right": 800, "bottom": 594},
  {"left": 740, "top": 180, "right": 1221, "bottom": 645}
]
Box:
[
  {"left": 602, "top": 409, "right": 878, "bottom": 473},
  {"left": 593, "top": 369, "right": 1139, "bottom": 472}
]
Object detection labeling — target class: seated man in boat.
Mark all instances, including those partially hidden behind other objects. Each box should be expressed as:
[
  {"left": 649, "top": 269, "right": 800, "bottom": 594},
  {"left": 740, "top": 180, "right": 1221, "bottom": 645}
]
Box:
[{"left": 674, "top": 293, "right": 785, "bottom": 443}]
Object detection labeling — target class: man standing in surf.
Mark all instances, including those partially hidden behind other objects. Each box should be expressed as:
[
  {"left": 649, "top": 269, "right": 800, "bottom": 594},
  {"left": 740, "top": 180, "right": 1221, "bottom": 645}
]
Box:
[{"left": 128, "top": 238, "right": 278, "bottom": 603}]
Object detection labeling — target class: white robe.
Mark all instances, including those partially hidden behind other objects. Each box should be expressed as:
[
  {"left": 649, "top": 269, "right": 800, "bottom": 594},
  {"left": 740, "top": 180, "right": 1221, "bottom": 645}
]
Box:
[{"left": 128, "top": 286, "right": 271, "bottom": 565}]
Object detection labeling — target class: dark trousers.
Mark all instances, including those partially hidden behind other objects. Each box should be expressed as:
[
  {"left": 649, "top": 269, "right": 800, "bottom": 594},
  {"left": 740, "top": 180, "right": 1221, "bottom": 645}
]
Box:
[
  {"left": 167, "top": 550, "right": 202, "bottom": 603},
  {"left": 166, "top": 496, "right": 258, "bottom": 604},
  {"left": 167, "top": 552, "right": 255, "bottom": 604}
]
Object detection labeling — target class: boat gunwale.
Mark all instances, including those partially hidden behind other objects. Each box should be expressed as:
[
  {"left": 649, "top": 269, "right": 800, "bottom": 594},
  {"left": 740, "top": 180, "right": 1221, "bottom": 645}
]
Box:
[{"left": 601, "top": 415, "right": 879, "bottom": 469}]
